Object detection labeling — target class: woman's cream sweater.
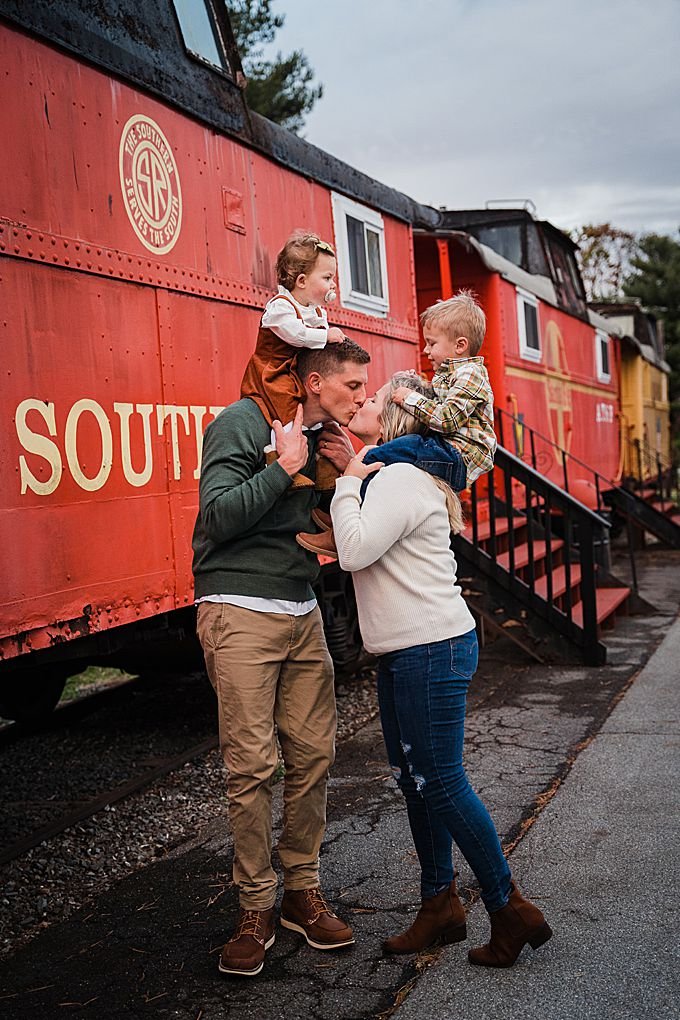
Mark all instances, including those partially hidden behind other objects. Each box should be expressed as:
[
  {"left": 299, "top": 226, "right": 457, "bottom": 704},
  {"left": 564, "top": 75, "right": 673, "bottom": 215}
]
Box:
[{"left": 331, "top": 463, "right": 475, "bottom": 655}]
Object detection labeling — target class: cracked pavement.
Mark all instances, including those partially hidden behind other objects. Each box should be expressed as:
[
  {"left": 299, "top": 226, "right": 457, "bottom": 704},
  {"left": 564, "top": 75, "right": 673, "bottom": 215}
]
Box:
[{"left": 1, "top": 549, "right": 678, "bottom": 1019}]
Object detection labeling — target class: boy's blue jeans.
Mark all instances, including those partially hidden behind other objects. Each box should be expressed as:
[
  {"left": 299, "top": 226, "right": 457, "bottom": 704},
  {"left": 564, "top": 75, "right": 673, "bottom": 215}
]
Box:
[
  {"left": 360, "top": 434, "right": 467, "bottom": 501},
  {"left": 377, "top": 630, "right": 512, "bottom": 911}
]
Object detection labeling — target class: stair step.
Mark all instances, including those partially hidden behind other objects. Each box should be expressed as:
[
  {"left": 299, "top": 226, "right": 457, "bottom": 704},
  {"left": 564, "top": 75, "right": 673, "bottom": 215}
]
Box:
[
  {"left": 534, "top": 564, "right": 582, "bottom": 600},
  {"left": 649, "top": 500, "right": 676, "bottom": 513},
  {"left": 572, "top": 587, "right": 630, "bottom": 628},
  {"left": 464, "top": 516, "right": 513, "bottom": 542},
  {"left": 496, "top": 539, "right": 563, "bottom": 572}
]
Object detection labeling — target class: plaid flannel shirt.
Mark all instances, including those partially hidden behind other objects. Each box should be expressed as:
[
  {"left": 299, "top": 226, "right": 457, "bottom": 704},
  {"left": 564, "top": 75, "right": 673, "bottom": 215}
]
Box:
[{"left": 403, "top": 357, "right": 496, "bottom": 485}]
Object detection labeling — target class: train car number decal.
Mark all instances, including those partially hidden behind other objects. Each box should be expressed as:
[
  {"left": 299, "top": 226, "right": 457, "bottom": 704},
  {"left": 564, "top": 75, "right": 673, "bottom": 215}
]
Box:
[{"left": 119, "top": 115, "right": 182, "bottom": 254}]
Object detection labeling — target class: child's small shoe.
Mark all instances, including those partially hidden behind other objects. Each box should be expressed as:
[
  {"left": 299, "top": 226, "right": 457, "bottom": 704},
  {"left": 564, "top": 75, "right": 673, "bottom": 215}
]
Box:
[
  {"left": 311, "top": 508, "right": 333, "bottom": 531},
  {"left": 315, "top": 456, "right": 341, "bottom": 492},
  {"left": 289, "top": 473, "right": 315, "bottom": 490},
  {"left": 296, "top": 528, "right": 338, "bottom": 559},
  {"left": 265, "top": 448, "right": 314, "bottom": 489}
]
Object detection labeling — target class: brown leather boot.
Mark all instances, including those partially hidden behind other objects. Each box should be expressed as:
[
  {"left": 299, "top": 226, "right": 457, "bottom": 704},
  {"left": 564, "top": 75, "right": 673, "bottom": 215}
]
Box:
[
  {"left": 383, "top": 880, "right": 467, "bottom": 954},
  {"left": 468, "top": 882, "right": 552, "bottom": 968},
  {"left": 296, "top": 528, "right": 338, "bottom": 559},
  {"left": 218, "top": 907, "right": 275, "bottom": 976},
  {"left": 280, "top": 888, "right": 354, "bottom": 949},
  {"left": 311, "top": 508, "right": 333, "bottom": 531}
]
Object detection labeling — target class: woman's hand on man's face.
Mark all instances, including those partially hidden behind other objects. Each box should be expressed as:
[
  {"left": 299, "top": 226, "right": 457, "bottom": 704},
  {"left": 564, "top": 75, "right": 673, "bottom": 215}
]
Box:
[{"left": 343, "top": 446, "right": 384, "bottom": 480}]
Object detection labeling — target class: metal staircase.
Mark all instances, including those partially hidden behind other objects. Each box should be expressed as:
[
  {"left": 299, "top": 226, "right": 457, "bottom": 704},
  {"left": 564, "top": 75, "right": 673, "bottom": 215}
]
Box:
[
  {"left": 455, "top": 446, "right": 630, "bottom": 666},
  {"left": 495, "top": 409, "right": 680, "bottom": 553}
]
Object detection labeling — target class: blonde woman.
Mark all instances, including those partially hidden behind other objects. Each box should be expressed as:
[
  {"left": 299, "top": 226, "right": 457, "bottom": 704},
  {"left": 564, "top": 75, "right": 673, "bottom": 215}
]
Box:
[{"left": 331, "top": 373, "right": 552, "bottom": 968}]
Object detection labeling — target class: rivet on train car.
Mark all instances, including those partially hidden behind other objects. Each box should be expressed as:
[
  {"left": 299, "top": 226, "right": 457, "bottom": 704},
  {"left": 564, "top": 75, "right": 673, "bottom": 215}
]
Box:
[
  {"left": 75, "top": 243, "right": 80, "bottom": 251},
  {"left": 63, "top": 240, "right": 68, "bottom": 248},
  {"left": 64, "top": 257, "right": 70, "bottom": 265},
  {"left": 26, "top": 231, "right": 32, "bottom": 240},
  {"left": 13, "top": 228, "right": 18, "bottom": 236},
  {"left": 27, "top": 250, "right": 33, "bottom": 257}
]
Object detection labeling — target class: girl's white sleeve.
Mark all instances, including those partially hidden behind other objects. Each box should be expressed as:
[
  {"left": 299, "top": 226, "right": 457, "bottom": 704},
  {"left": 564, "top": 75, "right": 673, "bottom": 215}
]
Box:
[
  {"left": 261, "top": 300, "right": 328, "bottom": 349},
  {"left": 331, "top": 466, "right": 427, "bottom": 571}
]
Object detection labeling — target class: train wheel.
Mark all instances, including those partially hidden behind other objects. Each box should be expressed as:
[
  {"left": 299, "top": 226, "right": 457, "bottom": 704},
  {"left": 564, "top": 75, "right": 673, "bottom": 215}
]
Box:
[{"left": 0, "top": 668, "right": 70, "bottom": 724}]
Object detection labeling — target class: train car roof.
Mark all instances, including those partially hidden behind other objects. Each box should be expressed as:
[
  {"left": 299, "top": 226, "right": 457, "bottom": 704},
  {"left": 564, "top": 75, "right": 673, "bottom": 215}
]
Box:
[
  {"left": 0, "top": 0, "right": 438, "bottom": 230},
  {"left": 590, "top": 302, "right": 670, "bottom": 372}
]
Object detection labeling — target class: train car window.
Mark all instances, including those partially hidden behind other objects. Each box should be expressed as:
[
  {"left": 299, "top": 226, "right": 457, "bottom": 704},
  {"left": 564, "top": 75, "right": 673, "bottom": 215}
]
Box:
[
  {"left": 516, "top": 288, "right": 541, "bottom": 362},
  {"left": 474, "top": 224, "right": 523, "bottom": 267},
  {"left": 545, "top": 237, "right": 587, "bottom": 317},
  {"left": 173, "top": 0, "right": 231, "bottom": 73},
  {"left": 596, "top": 330, "right": 611, "bottom": 382},
  {"left": 331, "top": 193, "right": 389, "bottom": 317}
]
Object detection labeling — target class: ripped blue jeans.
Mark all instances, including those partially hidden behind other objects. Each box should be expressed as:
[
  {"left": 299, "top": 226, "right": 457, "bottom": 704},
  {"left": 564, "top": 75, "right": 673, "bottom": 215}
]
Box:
[{"left": 377, "top": 629, "right": 512, "bottom": 911}]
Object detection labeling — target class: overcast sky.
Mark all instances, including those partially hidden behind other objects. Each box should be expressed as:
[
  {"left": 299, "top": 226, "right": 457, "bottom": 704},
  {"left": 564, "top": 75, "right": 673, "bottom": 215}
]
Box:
[{"left": 262, "top": 0, "right": 680, "bottom": 236}]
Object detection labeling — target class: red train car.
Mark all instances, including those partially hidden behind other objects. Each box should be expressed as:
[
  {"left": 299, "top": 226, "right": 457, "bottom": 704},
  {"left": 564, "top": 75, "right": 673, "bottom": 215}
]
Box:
[
  {"left": 413, "top": 210, "right": 622, "bottom": 492},
  {"left": 0, "top": 1, "right": 436, "bottom": 717}
]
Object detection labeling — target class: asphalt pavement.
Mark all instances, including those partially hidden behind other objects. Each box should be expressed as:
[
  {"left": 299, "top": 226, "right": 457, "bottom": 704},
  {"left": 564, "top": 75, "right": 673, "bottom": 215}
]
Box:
[
  {"left": 393, "top": 614, "right": 680, "bottom": 1020},
  {"left": 1, "top": 555, "right": 678, "bottom": 1020}
]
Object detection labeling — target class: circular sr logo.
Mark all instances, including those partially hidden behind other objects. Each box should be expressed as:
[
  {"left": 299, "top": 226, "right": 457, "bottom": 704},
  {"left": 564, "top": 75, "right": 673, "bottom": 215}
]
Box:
[{"left": 119, "top": 115, "right": 182, "bottom": 254}]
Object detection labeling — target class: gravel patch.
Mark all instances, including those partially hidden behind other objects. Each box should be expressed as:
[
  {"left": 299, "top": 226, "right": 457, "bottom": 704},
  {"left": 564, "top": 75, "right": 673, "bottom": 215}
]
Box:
[{"left": 0, "top": 665, "right": 380, "bottom": 957}]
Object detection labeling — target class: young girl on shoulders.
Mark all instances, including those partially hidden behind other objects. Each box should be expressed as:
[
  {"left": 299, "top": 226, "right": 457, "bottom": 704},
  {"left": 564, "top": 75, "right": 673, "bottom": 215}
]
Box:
[{"left": 240, "top": 231, "right": 345, "bottom": 488}]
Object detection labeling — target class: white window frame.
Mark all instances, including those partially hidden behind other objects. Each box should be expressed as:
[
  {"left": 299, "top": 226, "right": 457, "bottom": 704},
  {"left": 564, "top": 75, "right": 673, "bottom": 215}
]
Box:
[
  {"left": 331, "top": 192, "right": 389, "bottom": 317},
  {"left": 595, "top": 329, "right": 611, "bottom": 383},
  {"left": 516, "top": 287, "right": 541, "bottom": 362}
]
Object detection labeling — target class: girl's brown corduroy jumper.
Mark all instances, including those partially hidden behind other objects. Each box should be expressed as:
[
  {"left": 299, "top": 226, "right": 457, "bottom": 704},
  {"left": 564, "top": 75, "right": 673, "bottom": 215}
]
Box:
[{"left": 240, "top": 295, "right": 322, "bottom": 426}]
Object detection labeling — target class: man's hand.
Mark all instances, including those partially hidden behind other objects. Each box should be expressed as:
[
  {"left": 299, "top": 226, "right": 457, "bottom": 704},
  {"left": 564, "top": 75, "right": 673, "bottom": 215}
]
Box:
[
  {"left": 273, "top": 405, "right": 308, "bottom": 478},
  {"left": 391, "top": 386, "right": 416, "bottom": 406},
  {"left": 344, "top": 446, "right": 384, "bottom": 481},
  {"left": 327, "top": 326, "right": 345, "bottom": 344},
  {"left": 317, "top": 422, "right": 355, "bottom": 471}
]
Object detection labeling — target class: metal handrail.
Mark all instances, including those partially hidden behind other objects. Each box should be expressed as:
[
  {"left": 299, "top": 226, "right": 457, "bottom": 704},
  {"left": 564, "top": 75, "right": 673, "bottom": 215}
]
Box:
[
  {"left": 461, "top": 445, "right": 610, "bottom": 665},
  {"left": 494, "top": 407, "right": 650, "bottom": 593},
  {"left": 495, "top": 407, "right": 616, "bottom": 513}
]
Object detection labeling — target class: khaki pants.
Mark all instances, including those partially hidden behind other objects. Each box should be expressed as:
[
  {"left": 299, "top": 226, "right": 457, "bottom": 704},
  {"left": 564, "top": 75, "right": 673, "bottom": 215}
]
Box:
[{"left": 197, "top": 602, "right": 336, "bottom": 910}]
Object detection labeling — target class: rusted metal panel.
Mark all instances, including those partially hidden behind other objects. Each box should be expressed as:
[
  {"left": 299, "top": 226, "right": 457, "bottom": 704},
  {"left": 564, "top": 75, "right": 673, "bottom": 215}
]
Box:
[
  {"left": 0, "top": 1, "right": 438, "bottom": 230},
  {"left": 0, "top": 258, "right": 182, "bottom": 658},
  {"left": 0, "top": 21, "right": 421, "bottom": 665}
]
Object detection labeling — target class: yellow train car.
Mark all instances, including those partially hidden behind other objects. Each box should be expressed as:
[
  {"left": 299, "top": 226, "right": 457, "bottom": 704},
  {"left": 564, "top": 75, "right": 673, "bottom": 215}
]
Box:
[{"left": 591, "top": 302, "right": 671, "bottom": 486}]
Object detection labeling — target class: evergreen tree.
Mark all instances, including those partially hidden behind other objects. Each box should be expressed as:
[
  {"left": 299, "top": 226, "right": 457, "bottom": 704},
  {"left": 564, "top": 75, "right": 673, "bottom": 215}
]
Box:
[
  {"left": 227, "top": 1, "right": 323, "bottom": 133},
  {"left": 625, "top": 232, "right": 680, "bottom": 452}
]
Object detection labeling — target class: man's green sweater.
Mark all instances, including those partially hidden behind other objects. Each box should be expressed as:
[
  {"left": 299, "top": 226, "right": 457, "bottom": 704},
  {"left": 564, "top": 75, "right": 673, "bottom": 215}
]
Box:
[{"left": 192, "top": 399, "right": 323, "bottom": 602}]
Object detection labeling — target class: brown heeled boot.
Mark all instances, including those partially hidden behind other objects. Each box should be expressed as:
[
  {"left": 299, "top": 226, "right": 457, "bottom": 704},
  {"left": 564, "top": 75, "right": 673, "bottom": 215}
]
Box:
[
  {"left": 296, "top": 528, "right": 338, "bottom": 559},
  {"left": 383, "top": 879, "right": 467, "bottom": 954},
  {"left": 468, "top": 881, "right": 552, "bottom": 968}
]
